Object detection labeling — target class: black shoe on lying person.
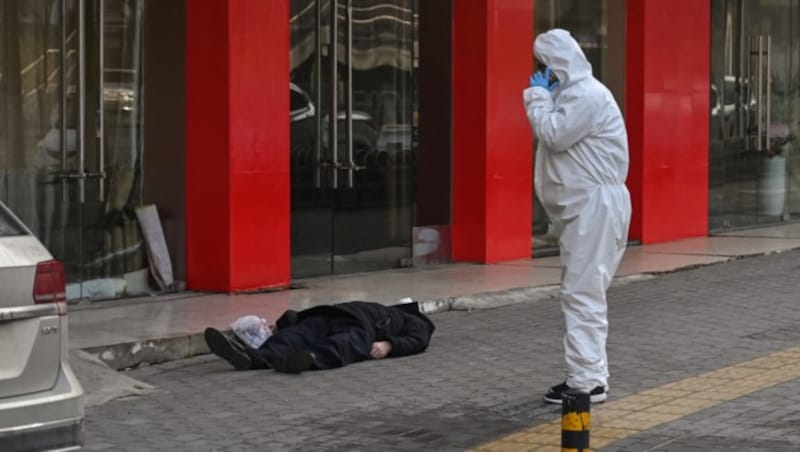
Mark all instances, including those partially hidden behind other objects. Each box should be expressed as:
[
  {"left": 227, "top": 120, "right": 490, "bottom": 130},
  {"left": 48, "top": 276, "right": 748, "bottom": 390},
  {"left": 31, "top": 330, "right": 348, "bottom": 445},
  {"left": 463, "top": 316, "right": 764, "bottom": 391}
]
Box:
[{"left": 204, "top": 327, "right": 252, "bottom": 371}]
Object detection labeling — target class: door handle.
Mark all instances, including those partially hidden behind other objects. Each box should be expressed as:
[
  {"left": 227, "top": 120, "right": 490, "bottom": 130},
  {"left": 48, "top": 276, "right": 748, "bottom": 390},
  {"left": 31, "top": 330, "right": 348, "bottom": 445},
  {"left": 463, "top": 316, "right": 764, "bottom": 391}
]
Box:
[
  {"left": 748, "top": 34, "right": 771, "bottom": 152},
  {"left": 97, "top": 0, "right": 106, "bottom": 202},
  {"left": 751, "top": 34, "right": 774, "bottom": 153},
  {"left": 326, "top": 0, "right": 364, "bottom": 189},
  {"left": 60, "top": 0, "right": 68, "bottom": 202},
  {"left": 329, "top": 0, "right": 339, "bottom": 189},
  {"left": 313, "top": 0, "right": 323, "bottom": 189},
  {"left": 65, "top": 0, "right": 106, "bottom": 203},
  {"left": 78, "top": 0, "right": 86, "bottom": 203},
  {"left": 746, "top": 34, "right": 758, "bottom": 151},
  {"left": 51, "top": 171, "right": 85, "bottom": 180},
  {"left": 764, "top": 34, "right": 771, "bottom": 153},
  {"left": 755, "top": 35, "right": 764, "bottom": 152},
  {"left": 344, "top": 0, "right": 355, "bottom": 188},
  {"left": 337, "top": 0, "right": 365, "bottom": 188},
  {"left": 756, "top": 35, "right": 764, "bottom": 151}
]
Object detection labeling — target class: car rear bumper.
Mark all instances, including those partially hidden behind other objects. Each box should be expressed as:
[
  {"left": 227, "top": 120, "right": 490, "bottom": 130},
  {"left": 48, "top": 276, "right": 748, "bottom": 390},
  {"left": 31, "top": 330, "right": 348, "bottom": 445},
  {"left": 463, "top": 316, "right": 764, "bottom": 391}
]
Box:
[
  {"left": 0, "top": 360, "right": 84, "bottom": 451},
  {"left": 0, "top": 417, "right": 83, "bottom": 452}
]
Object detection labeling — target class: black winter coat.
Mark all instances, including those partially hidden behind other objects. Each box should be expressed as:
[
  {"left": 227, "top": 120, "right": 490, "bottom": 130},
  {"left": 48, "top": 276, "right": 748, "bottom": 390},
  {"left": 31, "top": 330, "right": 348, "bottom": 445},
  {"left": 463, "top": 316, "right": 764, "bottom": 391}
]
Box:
[{"left": 275, "top": 301, "right": 435, "bottom": 358}]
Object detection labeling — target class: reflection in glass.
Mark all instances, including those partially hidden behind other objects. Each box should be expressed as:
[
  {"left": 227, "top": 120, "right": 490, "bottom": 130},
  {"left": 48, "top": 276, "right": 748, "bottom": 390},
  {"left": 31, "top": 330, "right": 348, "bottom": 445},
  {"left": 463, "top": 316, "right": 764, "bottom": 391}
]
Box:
[
  {"left": 1, "top": 0, "right": 148, "bottom": 301},
  {"left": 709, "top": 0, "right": 799, "bottom": 231},
  {"left": 532, "top": 0, "right": 626, "bottom": 254},
  {"left": 290, "top": 1, "right": 417, "bottom": 278},
  {"left": 1, "top": 0, "right": 65, "bottom": 241},
  {"left": 80, "top": 0, "right": 147, "bottom": 300}
]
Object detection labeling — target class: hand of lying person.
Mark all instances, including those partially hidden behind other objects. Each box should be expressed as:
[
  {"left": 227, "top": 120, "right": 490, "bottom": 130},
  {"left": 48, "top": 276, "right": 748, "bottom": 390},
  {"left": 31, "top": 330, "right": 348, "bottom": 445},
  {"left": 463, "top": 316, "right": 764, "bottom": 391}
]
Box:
[{"left": 370, "top": 341, "right": 393, "bottom": 359}]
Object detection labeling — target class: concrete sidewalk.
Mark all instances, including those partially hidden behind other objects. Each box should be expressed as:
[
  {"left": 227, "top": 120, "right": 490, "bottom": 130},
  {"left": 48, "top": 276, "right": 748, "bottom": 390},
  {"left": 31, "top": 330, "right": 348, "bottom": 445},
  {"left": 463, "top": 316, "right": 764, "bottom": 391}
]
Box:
[
  {"left": 69, "top": 223, "right": 800, "bottom": 369},
  {"left": 84, "top": 238, "right": 800, "bottom": 451}
]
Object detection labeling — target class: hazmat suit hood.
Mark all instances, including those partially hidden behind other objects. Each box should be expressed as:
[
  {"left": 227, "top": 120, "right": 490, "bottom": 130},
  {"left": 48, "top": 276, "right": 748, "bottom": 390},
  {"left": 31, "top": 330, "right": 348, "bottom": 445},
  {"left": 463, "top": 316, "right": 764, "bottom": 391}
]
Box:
[{"left": 534, "top": 29, "right": 592, "bottom": 86}]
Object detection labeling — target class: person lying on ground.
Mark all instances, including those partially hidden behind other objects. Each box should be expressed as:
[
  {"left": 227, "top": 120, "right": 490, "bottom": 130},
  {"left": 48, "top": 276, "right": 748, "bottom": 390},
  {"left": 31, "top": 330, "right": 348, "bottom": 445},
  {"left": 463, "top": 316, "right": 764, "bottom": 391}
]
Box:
[{"left": 204, "top": 300, "right": 435, "bottom": 374}]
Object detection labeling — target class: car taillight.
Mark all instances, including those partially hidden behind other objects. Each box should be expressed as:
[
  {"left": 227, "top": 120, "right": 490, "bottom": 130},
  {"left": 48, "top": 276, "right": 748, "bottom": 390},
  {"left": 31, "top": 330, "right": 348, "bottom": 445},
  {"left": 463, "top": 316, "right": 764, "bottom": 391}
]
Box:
[{"left": 33, "top": 260, "right": 67, "bottom": 309}]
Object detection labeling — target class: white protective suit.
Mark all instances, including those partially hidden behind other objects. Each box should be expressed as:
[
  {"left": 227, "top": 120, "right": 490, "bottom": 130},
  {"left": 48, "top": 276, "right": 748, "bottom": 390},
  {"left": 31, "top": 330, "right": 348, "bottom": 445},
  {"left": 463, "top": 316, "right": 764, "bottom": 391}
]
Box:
[{"left": 523, "top": 29, "right": 632, "bottom": 391}]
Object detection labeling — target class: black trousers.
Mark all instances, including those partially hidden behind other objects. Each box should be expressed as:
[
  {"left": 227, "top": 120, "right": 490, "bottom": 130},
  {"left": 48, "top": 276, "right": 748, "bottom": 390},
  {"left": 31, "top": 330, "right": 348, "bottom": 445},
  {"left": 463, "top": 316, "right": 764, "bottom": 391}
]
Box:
[{"left": 249, "top": 314, "right": 371, "bottom": 370}]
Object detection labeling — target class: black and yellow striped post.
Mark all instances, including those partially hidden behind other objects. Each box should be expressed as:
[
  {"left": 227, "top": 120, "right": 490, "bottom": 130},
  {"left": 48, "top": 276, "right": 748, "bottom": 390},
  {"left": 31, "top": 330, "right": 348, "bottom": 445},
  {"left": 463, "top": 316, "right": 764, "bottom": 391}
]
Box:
[{"left": 561, "top": 391, "right": 591, "bottom": 451}]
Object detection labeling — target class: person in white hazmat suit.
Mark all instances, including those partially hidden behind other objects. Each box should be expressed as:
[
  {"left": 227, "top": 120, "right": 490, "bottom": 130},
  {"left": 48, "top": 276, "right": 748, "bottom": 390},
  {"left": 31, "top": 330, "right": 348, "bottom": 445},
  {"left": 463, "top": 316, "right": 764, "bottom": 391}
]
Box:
[{"left": 523, "top": 29, "right": 631, "bottom": 404}]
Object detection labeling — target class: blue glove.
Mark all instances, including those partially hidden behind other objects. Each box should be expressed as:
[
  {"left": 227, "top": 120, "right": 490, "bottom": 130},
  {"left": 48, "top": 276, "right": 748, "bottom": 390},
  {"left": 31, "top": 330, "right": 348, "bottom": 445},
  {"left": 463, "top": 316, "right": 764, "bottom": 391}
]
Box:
[{"left": 529, "top": 67, "right": 560, "bottom": 92}]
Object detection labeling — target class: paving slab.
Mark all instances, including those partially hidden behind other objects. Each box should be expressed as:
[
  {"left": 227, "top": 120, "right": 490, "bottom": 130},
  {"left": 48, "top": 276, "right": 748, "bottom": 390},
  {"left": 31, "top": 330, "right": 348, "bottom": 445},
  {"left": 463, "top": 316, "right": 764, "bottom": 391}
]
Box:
[
  {"left": 69, "top": 224, "right": 800, "bottom": 371},
  {"left": 82, "top": 248, "right": 800, "bottom": 451}
]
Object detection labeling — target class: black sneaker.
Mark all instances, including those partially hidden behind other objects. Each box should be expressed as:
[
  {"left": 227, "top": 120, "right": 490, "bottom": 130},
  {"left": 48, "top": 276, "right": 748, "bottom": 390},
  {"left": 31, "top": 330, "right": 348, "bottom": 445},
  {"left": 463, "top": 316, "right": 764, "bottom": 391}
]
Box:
[
  {"left": 204, "top": 328, "right": 252, "bottom": 371},
  {"left": 228, "top": 334, "right": 274, "bottom": 369},
  {"left": 230, "top": 334, "right": 251, "bottom": 351},
  {"left": 544, "top": 382, "right": 607, "bottom": 404},
  {"left": 272, "top": 350, "right": 315, "bottom": 374}
]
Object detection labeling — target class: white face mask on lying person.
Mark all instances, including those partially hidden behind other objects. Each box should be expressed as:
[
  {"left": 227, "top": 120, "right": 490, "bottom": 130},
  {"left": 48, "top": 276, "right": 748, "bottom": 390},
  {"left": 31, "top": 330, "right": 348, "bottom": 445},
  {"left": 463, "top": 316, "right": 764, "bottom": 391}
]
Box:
[{"left": 231, "top": 315, "right": 273, "bottom": 348}]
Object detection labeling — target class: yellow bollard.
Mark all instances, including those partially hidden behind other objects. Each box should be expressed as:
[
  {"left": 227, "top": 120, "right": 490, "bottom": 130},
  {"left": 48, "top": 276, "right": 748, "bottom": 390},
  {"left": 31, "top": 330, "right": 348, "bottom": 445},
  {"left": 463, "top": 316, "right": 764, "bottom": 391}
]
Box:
[{"left": 561, "top": 391, "right": 591, "bottom": 452}]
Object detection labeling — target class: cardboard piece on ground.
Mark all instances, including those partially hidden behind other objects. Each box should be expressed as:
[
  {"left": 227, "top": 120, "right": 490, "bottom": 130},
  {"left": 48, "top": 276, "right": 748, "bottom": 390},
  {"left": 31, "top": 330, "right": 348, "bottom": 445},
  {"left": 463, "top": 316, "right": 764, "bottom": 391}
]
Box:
[{"left": 135, "top": 205, "right": 174, "bottom": 291}]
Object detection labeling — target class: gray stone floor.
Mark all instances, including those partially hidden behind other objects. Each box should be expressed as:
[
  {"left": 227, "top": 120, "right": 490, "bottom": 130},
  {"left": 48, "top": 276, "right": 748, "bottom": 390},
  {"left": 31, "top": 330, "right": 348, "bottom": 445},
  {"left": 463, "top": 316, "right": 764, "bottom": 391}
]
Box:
[
  {"left": 603, "top": 379, "right": 800, "bottom": 451},
  {"left": 84, "top": 249, "right": 800, "bottom": 451}
]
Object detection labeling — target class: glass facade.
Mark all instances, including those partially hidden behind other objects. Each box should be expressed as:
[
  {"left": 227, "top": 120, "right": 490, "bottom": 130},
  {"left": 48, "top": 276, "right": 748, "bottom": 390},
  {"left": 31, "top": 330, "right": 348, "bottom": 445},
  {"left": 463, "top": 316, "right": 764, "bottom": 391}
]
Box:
[
  {"left": 1, "top": 0, "right": 147, "bottom": 301},
  {"left": 531, "top": 0, "right": 627, "bottom": 254},
  {"left": 289, "top": 0, "right": 418, "bottom": 277},
  {"left": 709, "top": 0, "right": 800, "bottom": 230},
  {"left": 2, "top": 1, "right": 795, "bottom": 297}
]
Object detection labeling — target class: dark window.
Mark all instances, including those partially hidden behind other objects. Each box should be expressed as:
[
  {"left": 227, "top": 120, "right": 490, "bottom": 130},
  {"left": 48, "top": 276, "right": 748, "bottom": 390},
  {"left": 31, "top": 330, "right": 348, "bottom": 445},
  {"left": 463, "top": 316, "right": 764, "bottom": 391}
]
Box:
[{"left": 290, "top": 89, "right": 308, "bottom": 112}]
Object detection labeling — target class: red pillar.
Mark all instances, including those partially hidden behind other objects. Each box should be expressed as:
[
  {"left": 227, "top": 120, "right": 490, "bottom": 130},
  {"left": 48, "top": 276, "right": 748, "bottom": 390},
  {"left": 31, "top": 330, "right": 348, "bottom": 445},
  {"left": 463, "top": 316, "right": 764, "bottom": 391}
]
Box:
[
  {"left": 451, "top": 0, "right": 534, "bottom": 263},
  {"left": 185, "top": 0, "right": 290, "bottom": 292},
  {"left": 626, "top": 0, "right": 710, "bottom": 243}
]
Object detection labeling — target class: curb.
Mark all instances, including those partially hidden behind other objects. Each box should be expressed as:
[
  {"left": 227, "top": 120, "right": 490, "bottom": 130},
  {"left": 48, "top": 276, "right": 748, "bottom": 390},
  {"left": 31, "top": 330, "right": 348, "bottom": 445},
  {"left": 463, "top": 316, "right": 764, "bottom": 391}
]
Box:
[
  {"left": 81, "top": 333, "right": 213, "bottom": 371},
  {"left": 79, "top": 274, "right": 655, "bottom": 371},
  {"left": 77, "top": 248, "right": 800, "bottom": 370},
  {"left": 420, "top": 274, "right": 654, "bottom": 314}
]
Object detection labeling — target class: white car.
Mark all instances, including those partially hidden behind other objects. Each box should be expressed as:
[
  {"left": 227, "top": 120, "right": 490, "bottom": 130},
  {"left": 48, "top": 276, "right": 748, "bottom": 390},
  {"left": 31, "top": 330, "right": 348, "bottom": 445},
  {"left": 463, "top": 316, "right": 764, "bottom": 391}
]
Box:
[{"left": 0, "top": 201, "right": 84, "bottom": 451}]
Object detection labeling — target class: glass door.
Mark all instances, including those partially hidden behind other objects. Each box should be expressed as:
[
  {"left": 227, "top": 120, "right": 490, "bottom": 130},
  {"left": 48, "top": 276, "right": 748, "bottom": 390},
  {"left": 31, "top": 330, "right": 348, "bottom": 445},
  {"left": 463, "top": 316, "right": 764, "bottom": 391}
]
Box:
[
  {"left": 290, "top": 0, "right": 417, "bottom": 278},
  {"left": 0, "top": 0, "right": 146, "bottom": 301},
  {"left": 77, "top": 0, "right": 146, "bottom": 300},
  {"left": 1, "top": 0, "right": 72, "bottom": 265},
  {"left": 710, "top": 0, "right": 800, "bottom": 230},
  {"left": 531, "top": 0, "right": 627, "bottom": 254}
]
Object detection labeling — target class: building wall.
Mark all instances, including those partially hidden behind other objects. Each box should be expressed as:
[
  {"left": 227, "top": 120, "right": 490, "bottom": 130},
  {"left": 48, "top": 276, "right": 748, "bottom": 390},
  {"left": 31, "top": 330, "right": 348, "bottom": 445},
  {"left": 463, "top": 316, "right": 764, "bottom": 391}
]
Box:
[
  {"left": 144, "top": 0, "right": 187, "bottom": 281},
  {"left": 451, "top": 0, "right": 534, "bottom": 263},
  {"left": 416, "top": 0, "right": 452, "bottom": 228},
  {"left": 626, "top": 0, "right": 710, "bottom": 243},
  {"left": 180, "top": 0, "right": 713, "bottom": 291},
  {"left": 185, "top": 0, "right": 291, "bottom": 292}
]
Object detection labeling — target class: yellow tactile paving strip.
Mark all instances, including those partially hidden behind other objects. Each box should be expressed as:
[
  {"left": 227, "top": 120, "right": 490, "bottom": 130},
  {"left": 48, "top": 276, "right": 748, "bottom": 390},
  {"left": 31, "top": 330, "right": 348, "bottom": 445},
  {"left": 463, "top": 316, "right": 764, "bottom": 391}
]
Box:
[{"left": 473, "top": 347, "right": 800, "bottom": 451}]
